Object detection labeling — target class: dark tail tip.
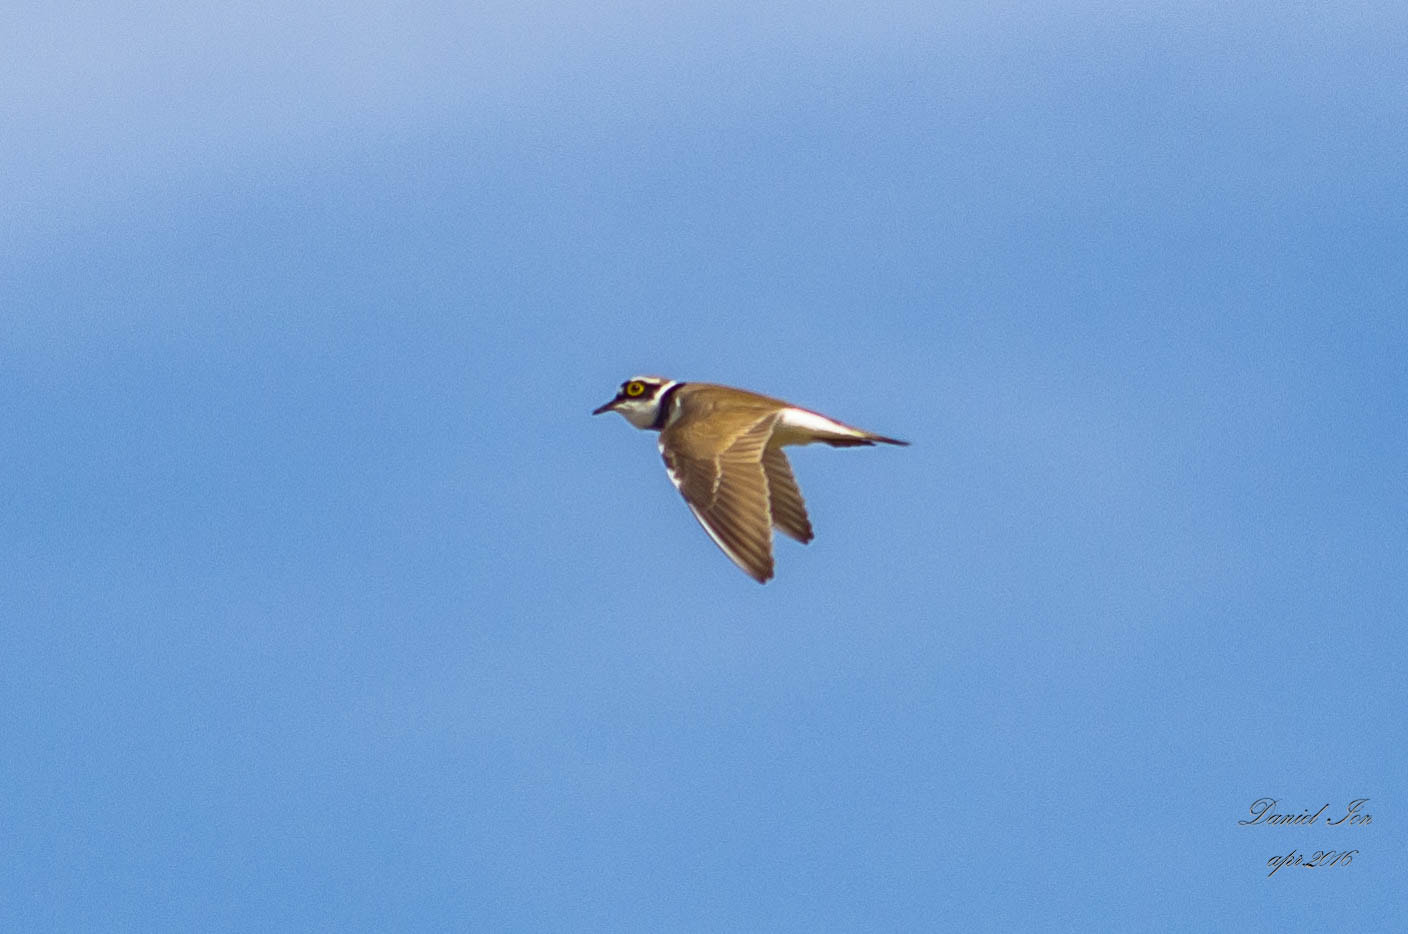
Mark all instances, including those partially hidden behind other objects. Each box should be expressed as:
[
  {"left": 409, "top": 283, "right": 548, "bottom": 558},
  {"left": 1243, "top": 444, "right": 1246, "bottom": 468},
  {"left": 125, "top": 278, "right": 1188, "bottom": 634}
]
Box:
[{"left": 821, "top": 433, "right": 909, "bottom": 448}]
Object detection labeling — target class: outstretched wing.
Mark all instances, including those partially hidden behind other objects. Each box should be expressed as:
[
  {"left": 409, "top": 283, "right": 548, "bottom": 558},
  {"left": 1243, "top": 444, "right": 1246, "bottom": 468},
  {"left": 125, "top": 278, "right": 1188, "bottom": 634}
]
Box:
[{"left": 661, "top": 409, "right": 780, "bottom": 583}]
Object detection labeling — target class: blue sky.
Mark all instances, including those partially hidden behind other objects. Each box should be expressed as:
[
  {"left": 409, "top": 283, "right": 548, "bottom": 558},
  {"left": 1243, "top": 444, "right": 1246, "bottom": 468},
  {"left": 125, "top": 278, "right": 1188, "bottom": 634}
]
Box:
[{"left": 4, "top": 1, "right": 1405, "bottom": 929}]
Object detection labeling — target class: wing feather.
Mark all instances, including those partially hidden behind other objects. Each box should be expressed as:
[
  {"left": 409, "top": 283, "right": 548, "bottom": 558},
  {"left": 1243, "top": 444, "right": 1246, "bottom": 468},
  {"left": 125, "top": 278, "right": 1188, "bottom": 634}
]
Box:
[
  {"left": 762, "top": 447, "right": 813, "bottom": 543},
  {"left": 661, "top": 407, "right": 780, "bottom": 582}
]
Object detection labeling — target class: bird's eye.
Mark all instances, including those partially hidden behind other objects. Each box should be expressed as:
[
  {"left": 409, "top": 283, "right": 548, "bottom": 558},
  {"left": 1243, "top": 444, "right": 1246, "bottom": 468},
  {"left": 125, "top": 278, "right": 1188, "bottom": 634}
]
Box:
[{"left": 625, "top": 381, "right": 646, "bottom": 397}]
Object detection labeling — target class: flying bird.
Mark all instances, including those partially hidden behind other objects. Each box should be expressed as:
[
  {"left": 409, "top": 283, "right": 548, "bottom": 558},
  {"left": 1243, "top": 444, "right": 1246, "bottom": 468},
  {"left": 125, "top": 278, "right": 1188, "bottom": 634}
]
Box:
[{"left": 593, "top": 376, "right": 908, "bottom": 582}]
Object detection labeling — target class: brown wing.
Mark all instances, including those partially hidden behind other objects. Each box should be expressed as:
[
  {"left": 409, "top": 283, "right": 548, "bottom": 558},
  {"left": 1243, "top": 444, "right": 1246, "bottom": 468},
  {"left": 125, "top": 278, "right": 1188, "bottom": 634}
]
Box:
[
  {"left": 661, "top": 409, "right": 780, "bottom": 583},
  {"left": 762, "top": 446, "right": 813, "bottom": 544}
]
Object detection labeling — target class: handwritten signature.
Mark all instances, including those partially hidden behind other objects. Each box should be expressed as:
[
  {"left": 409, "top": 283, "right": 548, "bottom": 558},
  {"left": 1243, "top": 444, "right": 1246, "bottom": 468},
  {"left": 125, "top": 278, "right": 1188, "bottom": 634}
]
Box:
[
  {"left": 1238, "top": 797, "right": 1372, "bottom": 877},
  {"left": 1239, "top": 797, "right": 1372, "bottom": 827}
]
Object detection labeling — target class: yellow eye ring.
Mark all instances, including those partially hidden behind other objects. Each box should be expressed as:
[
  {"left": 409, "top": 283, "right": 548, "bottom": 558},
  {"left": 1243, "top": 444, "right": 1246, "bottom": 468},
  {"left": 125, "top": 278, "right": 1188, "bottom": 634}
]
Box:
[{"left": 625, "top": 381, "right": 645, "bottom": 397}]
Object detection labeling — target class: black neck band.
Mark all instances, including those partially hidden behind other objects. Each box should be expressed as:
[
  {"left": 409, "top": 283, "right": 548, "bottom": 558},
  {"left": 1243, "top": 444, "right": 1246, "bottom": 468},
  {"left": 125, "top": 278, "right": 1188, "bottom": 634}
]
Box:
[{"left": 651, "top": 382, "right": 685, "bottom": 430}]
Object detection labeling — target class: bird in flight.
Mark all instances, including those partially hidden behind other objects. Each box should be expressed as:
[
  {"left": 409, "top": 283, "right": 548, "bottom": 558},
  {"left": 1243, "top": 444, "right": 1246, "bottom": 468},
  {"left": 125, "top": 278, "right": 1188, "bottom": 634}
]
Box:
[{"left": 593, "top": 376, "right": 908, "bottom": 582}]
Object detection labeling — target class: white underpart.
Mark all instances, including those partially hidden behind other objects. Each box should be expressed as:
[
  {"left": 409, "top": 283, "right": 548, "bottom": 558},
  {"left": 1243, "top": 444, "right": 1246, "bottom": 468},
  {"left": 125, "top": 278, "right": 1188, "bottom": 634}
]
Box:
[
  {"left": 773, "top": 406, "right": 869, "bottom": 445},
  {"left": 615, "top": 398, "right": 661, "bottom": 429}
]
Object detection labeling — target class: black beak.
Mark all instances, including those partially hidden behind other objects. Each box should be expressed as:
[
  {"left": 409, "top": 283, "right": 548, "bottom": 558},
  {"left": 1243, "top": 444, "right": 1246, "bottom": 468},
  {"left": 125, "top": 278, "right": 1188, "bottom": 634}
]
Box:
[{"left": 591, "top": 398, "right": 619, "bottom": 415}]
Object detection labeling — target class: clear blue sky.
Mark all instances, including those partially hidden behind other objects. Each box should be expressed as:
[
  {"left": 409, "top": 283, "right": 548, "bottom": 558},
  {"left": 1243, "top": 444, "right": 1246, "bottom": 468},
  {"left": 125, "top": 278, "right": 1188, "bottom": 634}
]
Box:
[{"left": 4, "top": 2, "right": 1405, "bottom": 930}]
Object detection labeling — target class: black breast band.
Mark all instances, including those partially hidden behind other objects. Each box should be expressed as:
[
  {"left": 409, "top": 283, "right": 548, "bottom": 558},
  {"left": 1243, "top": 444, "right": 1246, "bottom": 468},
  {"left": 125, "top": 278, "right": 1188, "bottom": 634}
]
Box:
[{"left": 651, "top": 382, "right": 686, "bottom": 430}]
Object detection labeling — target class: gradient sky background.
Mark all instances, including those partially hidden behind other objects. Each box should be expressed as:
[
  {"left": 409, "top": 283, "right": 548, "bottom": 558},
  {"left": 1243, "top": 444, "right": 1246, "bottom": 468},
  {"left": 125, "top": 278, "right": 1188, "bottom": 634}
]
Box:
[{"left": 4, "top": 2, "right": 1406, "bottom": 930}]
